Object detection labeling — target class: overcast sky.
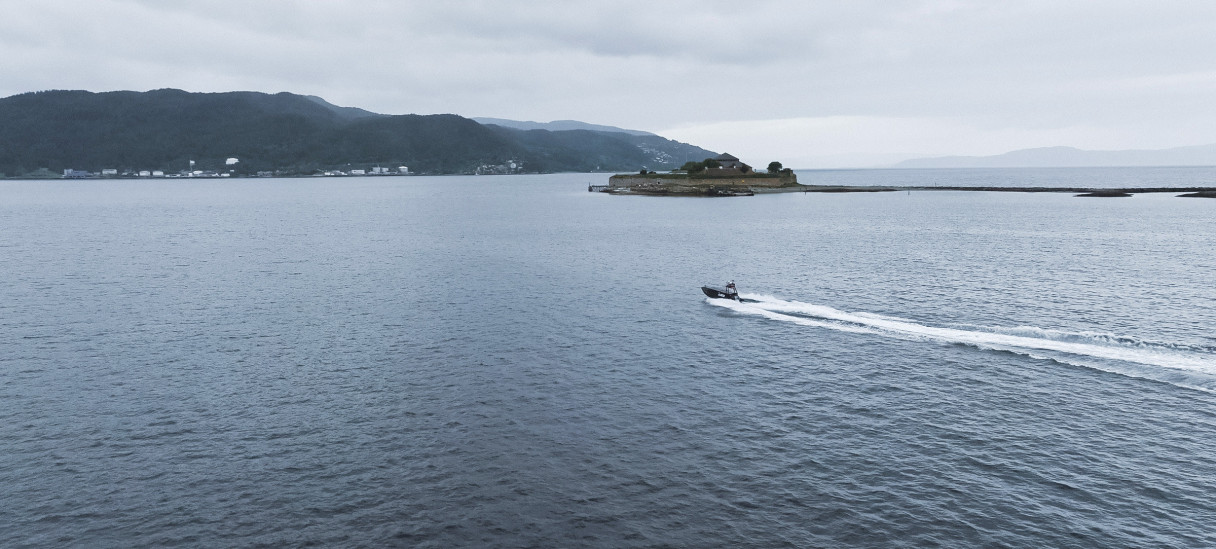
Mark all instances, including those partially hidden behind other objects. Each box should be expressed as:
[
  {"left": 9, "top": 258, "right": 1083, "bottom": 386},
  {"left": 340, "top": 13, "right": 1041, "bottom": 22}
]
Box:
[{"left": 4, "top": 0, "right": 1216, "bottom": 167}]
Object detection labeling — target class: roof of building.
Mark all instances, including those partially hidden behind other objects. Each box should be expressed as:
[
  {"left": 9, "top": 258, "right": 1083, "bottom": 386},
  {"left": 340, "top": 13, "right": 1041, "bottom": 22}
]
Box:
[{"left": 714, "top": 153, "right": 740, "bottom": 162}]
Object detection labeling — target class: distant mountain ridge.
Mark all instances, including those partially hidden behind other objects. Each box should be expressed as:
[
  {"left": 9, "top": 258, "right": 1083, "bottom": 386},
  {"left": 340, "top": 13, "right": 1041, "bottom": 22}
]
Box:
[
  {"left": 303, "top": 95, "right": 380, "bottom": 121},
  {"left": 893, "top": 144, "right": 1216, "bottom": 168},
  {"left": 0, "top": 89, "right": 715, "bottom": 176},
  {"left": 473, "top": 117, "right": 655, "bottom": 136}
]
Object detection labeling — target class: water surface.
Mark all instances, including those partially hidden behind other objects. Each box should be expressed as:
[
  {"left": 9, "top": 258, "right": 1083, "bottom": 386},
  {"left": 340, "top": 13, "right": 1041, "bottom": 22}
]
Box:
[{"left": 2, "top": 170, "right": 1214, "bottom": 547}]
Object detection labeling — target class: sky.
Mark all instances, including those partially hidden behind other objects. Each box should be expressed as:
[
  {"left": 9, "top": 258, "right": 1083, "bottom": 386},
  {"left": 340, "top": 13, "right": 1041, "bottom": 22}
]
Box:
[{"left": 3, "top": 0, "right": 1216, "bottom": 168}]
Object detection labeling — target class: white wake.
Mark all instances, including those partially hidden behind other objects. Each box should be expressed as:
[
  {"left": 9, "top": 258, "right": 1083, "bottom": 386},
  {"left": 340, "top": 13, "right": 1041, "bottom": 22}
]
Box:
[{"left": 709, "top": 294, "right": 1216, "bottom": 393}]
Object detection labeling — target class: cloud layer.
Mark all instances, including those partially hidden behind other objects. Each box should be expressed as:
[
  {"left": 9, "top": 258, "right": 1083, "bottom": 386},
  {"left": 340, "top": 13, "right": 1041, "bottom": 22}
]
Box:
[{"left": 4, "top": 0, "right": 1215, "bottom": 166}]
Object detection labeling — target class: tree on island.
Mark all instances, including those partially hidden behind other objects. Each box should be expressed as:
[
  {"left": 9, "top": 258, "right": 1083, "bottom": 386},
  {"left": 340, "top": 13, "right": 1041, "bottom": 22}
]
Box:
[
  {"left": 679, "top": 160, "right": 707, "bottom": 173},
  {"left": 767, "top": 161, "right": 783, "bottom": 174},
  {"left": 678, "top": 157, "right": 725, "bottom": 173}
]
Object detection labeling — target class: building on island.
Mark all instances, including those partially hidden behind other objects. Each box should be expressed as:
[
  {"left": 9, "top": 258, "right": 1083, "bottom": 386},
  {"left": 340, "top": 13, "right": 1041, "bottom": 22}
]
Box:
[{"left": 713, "top": 153, "right": 746, "bottom": 170}]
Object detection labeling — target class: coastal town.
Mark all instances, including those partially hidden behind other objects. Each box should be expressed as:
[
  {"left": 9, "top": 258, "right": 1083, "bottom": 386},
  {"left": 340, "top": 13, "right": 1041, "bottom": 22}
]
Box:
[
  {"left": 47, "top": 155, "right": 533, "bottom": 180},
  {"left": 56, "top": 160, "right": 413, "bottom": 179}
]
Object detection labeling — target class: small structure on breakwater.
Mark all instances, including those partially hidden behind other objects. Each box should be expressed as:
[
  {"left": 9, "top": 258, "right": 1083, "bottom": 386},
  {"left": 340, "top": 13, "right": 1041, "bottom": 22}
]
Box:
[{"left": 601, "top": 153, "right": 801, "bottom": 196}]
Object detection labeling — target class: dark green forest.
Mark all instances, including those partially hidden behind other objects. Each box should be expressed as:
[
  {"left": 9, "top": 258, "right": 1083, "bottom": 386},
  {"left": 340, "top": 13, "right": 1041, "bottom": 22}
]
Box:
[{"left": 0, "top": 89, "right": 716, "bottom": 177}]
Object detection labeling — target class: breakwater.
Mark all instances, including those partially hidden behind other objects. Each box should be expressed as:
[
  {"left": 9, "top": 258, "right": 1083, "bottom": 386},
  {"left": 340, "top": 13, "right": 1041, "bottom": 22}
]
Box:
[
  {"left": 596, "top": 183, "right": 1216, "bottom": 197},
  {"left": 792, "top": 185, "right": 1216, "bottom": 197}
]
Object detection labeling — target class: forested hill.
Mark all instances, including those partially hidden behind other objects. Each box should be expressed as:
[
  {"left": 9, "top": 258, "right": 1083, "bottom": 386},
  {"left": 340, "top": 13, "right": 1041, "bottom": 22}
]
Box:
[{"left": 0, "top": 89, "right": 716, "bottom": 177}]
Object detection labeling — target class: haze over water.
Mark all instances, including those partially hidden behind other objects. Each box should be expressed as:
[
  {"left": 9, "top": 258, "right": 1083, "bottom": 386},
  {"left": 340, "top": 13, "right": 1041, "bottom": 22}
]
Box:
[{"left": 2, "top": 169, "right": 1214, "bottom": 547}]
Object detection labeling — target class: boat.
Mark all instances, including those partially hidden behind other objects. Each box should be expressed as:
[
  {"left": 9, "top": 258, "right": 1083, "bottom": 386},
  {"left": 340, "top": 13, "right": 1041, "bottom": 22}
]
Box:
[
  {"left": 702, "top": 281, "right": 760, "bottom": 303},
  {"left": 701, "top": 282, "right": 745, "bottom": 301},
  {"left": 701, "top": 285, "right": 738, "bottom": 300}
]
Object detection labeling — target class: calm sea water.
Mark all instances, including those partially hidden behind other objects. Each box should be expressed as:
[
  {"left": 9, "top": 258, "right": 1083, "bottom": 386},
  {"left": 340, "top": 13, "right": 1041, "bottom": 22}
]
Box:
[
  {"left": 2, "top": 169, "right": 1214, "bottom": 548},
  {"left": 801, "top": 165, "right": 1216, "bottom": 189}
]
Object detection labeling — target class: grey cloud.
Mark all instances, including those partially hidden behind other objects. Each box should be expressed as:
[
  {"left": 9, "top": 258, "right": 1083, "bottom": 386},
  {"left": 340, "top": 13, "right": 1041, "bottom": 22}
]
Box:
[{"left": 3, "top": 0, "right": 1216, "bottom": 154}]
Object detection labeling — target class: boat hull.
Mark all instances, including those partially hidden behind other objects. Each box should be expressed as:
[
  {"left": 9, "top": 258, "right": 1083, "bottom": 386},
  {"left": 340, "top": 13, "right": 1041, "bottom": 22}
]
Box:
[{"left": 701, "top": 286, "right": 739, "bottom": 300}]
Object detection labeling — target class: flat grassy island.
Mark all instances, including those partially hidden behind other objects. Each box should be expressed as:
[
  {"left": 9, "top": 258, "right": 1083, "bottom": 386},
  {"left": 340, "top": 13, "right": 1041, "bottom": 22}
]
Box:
[{"left": 600, "top": 154, "right": 802, "bottom": 196}]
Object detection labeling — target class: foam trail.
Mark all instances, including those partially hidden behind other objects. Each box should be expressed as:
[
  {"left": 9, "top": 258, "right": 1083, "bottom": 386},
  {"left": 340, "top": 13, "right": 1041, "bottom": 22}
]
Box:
[{"left": 709, "top": 295, "right": 1216, "bottom": 392}]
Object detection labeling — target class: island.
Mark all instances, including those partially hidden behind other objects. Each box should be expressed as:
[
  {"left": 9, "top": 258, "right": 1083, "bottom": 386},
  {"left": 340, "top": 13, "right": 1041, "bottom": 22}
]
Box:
[{"left": 594, "top": 154, "right": 803, "bottom": 196}]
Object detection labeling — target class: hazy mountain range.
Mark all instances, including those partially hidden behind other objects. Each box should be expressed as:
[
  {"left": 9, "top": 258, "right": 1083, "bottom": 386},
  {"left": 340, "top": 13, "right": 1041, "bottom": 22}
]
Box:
[
  {"left": 893, "top": 145, "right": 1216, "bottom": 168},
  {"left": 0, "top": 89, "right": 715, "bottom": 176},
  {"left": 472, "top": 118, "right": 654, "bottom": 137}
]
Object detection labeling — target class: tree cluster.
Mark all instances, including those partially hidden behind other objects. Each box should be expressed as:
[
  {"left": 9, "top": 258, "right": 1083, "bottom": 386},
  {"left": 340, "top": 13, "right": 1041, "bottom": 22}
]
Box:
[{"left": 679, "top": 158, "right": 724, "bottom": 173}]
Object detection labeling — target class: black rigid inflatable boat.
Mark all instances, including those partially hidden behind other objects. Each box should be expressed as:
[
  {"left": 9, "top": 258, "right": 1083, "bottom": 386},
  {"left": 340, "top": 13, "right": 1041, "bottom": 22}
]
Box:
[
  {"left": 702, "top": 281, "right": 761, "bottom": 303},
  {"left": 702, "top": 281, "right": 760, "bottom": 303},
  {"left": 701, "top": 285, "right": 740, "bottom": 301}
]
